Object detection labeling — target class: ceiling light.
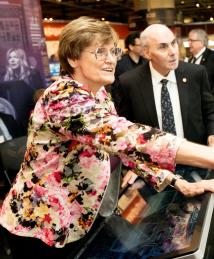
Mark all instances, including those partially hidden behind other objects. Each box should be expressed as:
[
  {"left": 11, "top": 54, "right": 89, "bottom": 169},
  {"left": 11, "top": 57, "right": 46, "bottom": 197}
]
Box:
[
  {"left": 209, "top": 40, "right": 214, "bottom": 46},
  {"left": 180, "top": 1, "right": 184, "bottom": 4},
  {"left": 207, "top": 5, "right": 211, "bottom": 9},
  {"left": 196, "top": 3, "right": 200, "bottom": 8},
  {"left": 210, "top": 17, "right": 214, "bottom": 21},
  {"left": 184, "top": 17, "right": 193, "bottom": 24}
]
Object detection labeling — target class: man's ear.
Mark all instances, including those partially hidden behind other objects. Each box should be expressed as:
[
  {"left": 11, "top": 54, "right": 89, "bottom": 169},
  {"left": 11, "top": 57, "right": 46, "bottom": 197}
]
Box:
[
  {"left": 142, "top": 47, "right": 150, "bottom": 60},
  {"left": 67, "top": 58, "right": 79, "bottom": 68},
  {"left": 128, "top": 44, "right": 134, "bottom": 52}
]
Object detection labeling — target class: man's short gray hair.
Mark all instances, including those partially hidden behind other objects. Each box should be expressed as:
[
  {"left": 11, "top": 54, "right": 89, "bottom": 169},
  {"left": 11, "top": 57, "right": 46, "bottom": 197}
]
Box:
[
  {"left": 189, "top": 28, "right": 208, "bottom": 46},
  {"left": 140, "top": 31, "right": 149, "bottom": 48}
]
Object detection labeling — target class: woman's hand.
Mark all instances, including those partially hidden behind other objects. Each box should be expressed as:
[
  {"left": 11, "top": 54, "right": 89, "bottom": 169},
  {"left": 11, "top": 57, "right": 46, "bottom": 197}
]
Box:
[
  {"left": 175, "top": 178, "right": 214, "bottom": 196},
  {"left": 200, "top": 179, "right": 214, "bottom": 192},
  {"left": 174, "top": 179, "right": 205, "bottom": 197},
  {"left": 121, "top": 170, "right": 138, "bottom": 188},
  {"left": 121, "top": 171, "right": 214, "bottom": 197}
]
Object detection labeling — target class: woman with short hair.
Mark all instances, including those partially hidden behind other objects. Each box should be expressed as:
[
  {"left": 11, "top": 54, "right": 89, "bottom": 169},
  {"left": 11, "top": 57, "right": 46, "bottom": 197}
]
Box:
[{"left": 1, "top": 16, "right": 214, "bottom": 259}]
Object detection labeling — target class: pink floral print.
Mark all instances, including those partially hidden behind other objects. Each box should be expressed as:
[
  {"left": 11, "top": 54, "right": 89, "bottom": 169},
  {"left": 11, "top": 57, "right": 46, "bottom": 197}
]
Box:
[{"left": 0, "top": 77, "right": 182, "bottom": 247}]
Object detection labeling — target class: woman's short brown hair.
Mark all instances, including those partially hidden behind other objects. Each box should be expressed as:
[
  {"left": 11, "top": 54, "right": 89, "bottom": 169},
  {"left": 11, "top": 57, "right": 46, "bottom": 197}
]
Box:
[{"left": 58, "top": 16, "right": 119, "bottom": 76}]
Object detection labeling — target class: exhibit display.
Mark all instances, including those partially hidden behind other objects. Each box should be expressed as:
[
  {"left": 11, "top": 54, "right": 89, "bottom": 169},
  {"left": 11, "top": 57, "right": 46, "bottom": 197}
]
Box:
[{"left": 76, "top": 167, "right": 214, "bottom": 259}]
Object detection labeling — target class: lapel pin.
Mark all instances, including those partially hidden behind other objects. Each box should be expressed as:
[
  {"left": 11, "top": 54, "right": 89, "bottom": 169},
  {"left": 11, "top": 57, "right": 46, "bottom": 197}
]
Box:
[{"left": 182, "top": 77, "right": 187, "bottom": 83}]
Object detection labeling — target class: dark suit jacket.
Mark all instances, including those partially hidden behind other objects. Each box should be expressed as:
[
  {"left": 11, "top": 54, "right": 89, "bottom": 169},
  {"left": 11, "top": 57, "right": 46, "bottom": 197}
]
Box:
[
  {"left": 114, "top": 54, "right": 147, "bottom": 80},
  {"left": 199, "top": 48, "right": 214, "bottom": 95},
  {"left": 113, "top": 61, "right": 214, "bottom": 145}
]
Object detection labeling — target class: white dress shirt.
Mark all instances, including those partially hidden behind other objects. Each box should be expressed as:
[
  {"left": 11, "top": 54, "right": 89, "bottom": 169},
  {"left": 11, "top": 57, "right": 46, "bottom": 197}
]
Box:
[
  {"left": 150, "top": 62, "right": 184, "bottom": 138},
  {"left": 192, "top": 46, "right": 206, "bottom": 64}
]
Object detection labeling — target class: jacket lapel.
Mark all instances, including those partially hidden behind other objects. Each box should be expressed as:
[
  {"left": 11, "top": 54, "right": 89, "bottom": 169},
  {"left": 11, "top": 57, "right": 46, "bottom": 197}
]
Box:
[
  {"left": 175, "top": 63, "right": 189, "bottom": 135},
  {"left": 137, "top": 63, "right": 159, "bottom": 127},
  {"left": 200, "top": 48, "right": 208, "bottom": 65}
]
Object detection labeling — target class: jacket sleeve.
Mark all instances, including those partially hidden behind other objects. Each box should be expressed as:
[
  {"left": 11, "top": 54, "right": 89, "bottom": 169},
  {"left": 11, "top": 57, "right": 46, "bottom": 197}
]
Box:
[{"left": 200, "top": 66, "right": 214, "bottom": 136}]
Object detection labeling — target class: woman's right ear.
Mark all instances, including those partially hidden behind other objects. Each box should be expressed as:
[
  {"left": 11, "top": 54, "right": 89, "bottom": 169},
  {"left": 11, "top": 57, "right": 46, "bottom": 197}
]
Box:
[{"left": 67, "top": 58, "right": 79, "bottom": 68}]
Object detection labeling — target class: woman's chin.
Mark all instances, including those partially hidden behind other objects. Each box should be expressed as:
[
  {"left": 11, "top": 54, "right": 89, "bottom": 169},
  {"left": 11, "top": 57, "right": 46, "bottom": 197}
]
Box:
[{"left": 102, "top": 76, "right": 115, "bottom": 86}]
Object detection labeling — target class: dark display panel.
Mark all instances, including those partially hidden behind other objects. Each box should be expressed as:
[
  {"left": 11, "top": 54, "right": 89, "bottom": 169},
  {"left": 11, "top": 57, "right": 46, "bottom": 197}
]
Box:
[{"left": 77, "top": 167, "right": 213, "bottom": 259}]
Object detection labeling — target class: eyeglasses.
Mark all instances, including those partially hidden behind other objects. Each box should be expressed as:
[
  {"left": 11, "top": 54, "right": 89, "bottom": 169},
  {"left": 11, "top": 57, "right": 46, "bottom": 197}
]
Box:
[
  {"left": 89, "top": 47, "right": 122, "bottom": 61},
  {"left": 188, "top": 39, "right": 200, "bottom": 42}
]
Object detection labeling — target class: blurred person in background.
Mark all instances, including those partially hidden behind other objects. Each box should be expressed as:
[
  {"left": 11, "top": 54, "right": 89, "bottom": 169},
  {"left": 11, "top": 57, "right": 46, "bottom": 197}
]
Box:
[
  {"left": 49, "top": 53, "right": 59, "bottom": 63},
  {"left": 4, "top": 48, "right": 44, "bottom": 90},
  {"left": 1, "top": 17, "right": 214, "bottom": 259},
  {"left": 112, "top": 31, "right": 147, "bottom": 111},
  {"left": 114, "top": 31, "right": 147, "bottom": 79},
  {"left": 188, "top": 28, "right": 214, "bottom": 94}
]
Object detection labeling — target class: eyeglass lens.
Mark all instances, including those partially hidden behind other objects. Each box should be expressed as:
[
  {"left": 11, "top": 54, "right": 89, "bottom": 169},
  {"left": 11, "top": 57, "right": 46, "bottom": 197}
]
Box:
[{"left": 95, "top": 47, "right": 122, "bottom": 60}]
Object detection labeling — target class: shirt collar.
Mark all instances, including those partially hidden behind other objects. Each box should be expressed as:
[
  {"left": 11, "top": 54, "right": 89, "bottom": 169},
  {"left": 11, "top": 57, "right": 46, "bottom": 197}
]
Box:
[{"left": 149, "top": 62, "right": 176, "bottom": 85}]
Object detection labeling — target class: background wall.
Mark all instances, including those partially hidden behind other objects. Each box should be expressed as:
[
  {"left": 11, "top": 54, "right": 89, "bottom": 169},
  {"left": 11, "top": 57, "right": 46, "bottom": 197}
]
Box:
[{"left": 43, "top": 20, "right": 129, "bottom": 58}]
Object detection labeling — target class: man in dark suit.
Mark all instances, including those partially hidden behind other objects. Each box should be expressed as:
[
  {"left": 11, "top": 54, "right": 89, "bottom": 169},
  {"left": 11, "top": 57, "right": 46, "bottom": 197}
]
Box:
[
  {"left": 188, "top": 28, "right": 214, "bottom": 95},
  {"left": 113, "top": 24, "right": 214, "bottom": 146},
  {"left": 114, "top": 31, "right": 147, "bottom": 80},
  {"left": 110, "top": 31, "right": 147, "bottom": 98}
]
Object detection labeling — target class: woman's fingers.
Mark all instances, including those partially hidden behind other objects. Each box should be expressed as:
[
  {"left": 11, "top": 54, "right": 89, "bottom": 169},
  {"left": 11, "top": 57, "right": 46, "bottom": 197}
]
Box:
[
  {"left": 122, "top": 173, "right": 214, "bottom": 197},
  {"left": 201, "top": 179, "right": 214, "bottom": 192},
  {"left": 176, "top": 179, "right": 214, "bottom": 197},
  {"left": 175, "top": 179, "right": 205, "bottom": 197},
  {"left": 121, "top": 170, "right": 138, "bottom": 188}
]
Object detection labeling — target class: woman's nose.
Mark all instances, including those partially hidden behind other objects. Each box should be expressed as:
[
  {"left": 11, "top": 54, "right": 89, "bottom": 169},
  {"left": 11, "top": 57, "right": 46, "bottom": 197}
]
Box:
[
  {"left": 105, "top": 51, "right": 116, "bottom": 63},
  {"left": 107, "top": 51, "right": 116, "bottom": 61}
]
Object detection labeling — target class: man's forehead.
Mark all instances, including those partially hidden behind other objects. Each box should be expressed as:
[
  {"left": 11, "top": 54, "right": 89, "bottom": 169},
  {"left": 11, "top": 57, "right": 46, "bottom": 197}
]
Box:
[
  {"left": 151, "top": 36, "right": 176, "bottom": 45},
  {"left": 189, "top": 32, "right": 197, "bottom": 38}
]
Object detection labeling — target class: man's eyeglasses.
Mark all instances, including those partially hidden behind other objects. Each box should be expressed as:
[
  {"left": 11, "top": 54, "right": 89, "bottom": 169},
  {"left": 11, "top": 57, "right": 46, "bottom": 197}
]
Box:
[
  {"left": 89, "top": 47, "right": 122, "bottom": 61},
  {"left": 188, "top": 39, "right": 200, "bottom": 42}
]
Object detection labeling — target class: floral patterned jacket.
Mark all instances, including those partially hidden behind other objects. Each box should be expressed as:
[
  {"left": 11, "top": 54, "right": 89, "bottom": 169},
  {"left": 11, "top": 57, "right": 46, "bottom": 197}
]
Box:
[{"left": 0, "top": 77, "right": 182, "bottom": 248}]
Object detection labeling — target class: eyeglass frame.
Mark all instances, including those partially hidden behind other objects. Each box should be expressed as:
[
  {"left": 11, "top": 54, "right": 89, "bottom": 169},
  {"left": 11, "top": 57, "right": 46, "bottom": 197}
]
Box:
[
  {"left": 133, "top": 43, "right": 142, "bottom": 47},
  {"left": 88, "top": 47, "right": 122, "bottom": 61},
  {"left": 188, "top": 39, "right": 201, "bottom": 43}
]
